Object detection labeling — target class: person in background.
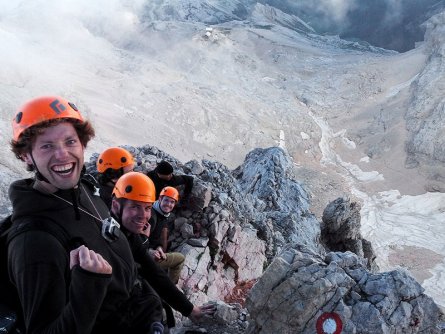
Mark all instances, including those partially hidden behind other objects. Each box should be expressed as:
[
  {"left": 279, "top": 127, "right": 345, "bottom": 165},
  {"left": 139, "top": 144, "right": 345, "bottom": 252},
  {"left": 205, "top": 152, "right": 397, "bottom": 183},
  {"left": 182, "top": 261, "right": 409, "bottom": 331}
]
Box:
[
  {"left": 147, "top": 160, "right": 193, "bottom": 202},
  {"left": 110, "top": 172, "right": 215, "bottom": 329},
  {"left": 96, "top": 146, "right": 135, "bottom": 208},
  {"left": 8, "top": 96, "right": 164, "bottom": 333},
  {"left": 149, "top": 186, "right": 185, "bottom": 284}
]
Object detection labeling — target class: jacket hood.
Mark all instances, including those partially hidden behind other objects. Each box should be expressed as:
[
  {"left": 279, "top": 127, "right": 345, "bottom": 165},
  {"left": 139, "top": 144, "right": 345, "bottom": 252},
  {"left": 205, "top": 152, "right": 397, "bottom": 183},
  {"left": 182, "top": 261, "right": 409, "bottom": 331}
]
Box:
[{"left": 9, "top": 178, "right": 80, "bottom": 220}]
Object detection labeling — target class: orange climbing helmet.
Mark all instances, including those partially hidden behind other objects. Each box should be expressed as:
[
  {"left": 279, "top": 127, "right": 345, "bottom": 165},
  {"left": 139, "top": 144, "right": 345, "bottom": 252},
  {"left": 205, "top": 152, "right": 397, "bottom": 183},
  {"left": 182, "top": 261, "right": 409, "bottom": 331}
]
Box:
[
  {"left": 159, "top": 186, "right": 179, "bottom": 202},
  {"left": 12, "top": 96, "right": 84, "bottom": 142},
  {"left": 97, "top": 147, "right": 135, "bottom": 173},
  {"left": 112, "top": 172, "right": 156, "bottom": 203}
]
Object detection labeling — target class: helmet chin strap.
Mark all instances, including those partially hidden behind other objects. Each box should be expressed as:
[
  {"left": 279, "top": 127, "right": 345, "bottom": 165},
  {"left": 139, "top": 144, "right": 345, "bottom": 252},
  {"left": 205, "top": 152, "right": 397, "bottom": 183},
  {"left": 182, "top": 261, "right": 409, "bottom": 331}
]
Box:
[
  {"left": 118, "top": 199, "right": 125, "bottom": 222},
  {"left": 30, "top": 153, "right": 51, "bottom": 184}
]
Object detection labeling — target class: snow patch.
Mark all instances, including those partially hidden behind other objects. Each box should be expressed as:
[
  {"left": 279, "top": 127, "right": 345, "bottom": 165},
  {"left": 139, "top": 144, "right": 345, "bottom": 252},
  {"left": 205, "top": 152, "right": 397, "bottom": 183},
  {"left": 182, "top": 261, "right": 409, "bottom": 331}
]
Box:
[
  {"left": 386, "top": 74, "right": 419, "bottom": 98},
  {"left": 278, "top": 130, "right": 286, "bottom": 149},
  {"left": 359, "top": 190, "right": 445, "bottom": 308},
  {"left": 300, "top": 131, "right": 310, "bottom": 140}
]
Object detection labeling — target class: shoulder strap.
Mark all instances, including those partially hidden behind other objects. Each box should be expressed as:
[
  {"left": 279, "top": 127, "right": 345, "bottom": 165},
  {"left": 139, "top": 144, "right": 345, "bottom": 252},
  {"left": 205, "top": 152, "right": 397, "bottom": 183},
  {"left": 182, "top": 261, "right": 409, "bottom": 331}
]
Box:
[
  {"left": 0, "top": 215, "right": 13, "bottom": 239},
  {"left": 6, "top": 217, "right": 76, "bottom": 252},
  {"left": 1, "top": 216, "right": 76, "bottom": 330},
  {"left": 82, "top": 173, "right": 100, "bottom": 188}
]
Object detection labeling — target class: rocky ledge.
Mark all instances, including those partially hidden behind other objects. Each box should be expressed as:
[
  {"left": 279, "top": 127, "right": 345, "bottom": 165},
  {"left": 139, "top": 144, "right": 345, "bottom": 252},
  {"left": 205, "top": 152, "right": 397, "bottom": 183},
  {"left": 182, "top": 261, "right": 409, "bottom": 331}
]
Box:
[{"left": 85, "top": 145, "right": 444, "bottom": 333}]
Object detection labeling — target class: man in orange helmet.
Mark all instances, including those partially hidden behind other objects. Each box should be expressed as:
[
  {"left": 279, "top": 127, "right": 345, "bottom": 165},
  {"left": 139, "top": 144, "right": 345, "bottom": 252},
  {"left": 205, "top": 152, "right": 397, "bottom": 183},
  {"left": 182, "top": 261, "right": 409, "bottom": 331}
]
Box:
[
  {"left": 8, "top": 96, "right": 164, "bottom": 333},
  {"left": 110, "top": 172, "right": 216, "bottom": 330},
  {"left": 148, "top": 186, "right": 185, "bottom": 284},
  {"left": 96, "top": 146, "right": 135, "bottom": 208}
]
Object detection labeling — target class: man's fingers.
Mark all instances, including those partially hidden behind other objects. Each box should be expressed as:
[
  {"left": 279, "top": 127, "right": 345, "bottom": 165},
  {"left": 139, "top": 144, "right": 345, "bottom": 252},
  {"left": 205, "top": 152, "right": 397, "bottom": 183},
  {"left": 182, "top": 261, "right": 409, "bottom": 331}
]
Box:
[
  {"left": 158, "top": 249, "right": 167, "bottom": 260},
  {"left": 204, "top": 305, "right": 217, "bottom": 313},
  {"left": 69, "top": 245, "right": 86, "bottom": 269},
  {"left": 74, "top": 246, "right": 112, "bottom": 274},
  {"left": 202, "top": 302, "right": 217, "bottom": 314},
  {"left": 94, "top": 253, "right": 112, "bottom": 273}
]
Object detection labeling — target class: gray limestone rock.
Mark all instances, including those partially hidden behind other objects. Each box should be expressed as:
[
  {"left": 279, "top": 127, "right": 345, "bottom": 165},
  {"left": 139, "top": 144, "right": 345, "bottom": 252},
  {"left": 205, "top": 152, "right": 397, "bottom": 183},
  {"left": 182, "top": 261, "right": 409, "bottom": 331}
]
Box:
[
  {"left": 246, "top": 248, "right": 444, "bottom": 334},
  {"left": 321, "top": 197, "right": 378, "bottom": 271}
]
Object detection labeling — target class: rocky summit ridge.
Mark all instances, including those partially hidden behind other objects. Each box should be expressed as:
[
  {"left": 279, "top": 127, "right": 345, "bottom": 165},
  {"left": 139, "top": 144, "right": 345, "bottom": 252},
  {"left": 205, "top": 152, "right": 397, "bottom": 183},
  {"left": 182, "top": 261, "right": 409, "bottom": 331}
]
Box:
[{"left": 86, "top": 145, "right": 444, "bottom": 333}]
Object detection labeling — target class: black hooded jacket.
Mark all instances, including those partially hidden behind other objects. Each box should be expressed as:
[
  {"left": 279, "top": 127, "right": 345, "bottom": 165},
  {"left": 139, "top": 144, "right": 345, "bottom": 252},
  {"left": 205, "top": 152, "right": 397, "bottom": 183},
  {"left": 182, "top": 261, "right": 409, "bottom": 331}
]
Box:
[
  {"left": 116, "top": 219, "right": 193, "bottom": 317},
  {"left": 8, "top": 178, "right": 138, "bottom": 334}
]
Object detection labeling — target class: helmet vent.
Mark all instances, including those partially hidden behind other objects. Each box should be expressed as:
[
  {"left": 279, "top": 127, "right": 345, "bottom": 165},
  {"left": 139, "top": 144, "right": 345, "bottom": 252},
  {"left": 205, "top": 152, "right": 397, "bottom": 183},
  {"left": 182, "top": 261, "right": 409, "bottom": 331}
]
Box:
[
  {"left": 15, "top": 112, "right": 23, "bottom": 124},
  {"left": 68, "top": 102, "right": 79, "bottom": 111},
  {"left": 125, "top": 185, "right": 133, "bottom": 193}
]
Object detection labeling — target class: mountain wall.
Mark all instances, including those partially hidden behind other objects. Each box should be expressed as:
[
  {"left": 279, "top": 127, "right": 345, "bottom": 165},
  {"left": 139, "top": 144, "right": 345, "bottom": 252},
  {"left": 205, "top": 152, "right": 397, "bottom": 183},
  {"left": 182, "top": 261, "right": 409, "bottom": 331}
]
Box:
[{"left": 404, "top": 12, "right": 445, "bottom": 191}]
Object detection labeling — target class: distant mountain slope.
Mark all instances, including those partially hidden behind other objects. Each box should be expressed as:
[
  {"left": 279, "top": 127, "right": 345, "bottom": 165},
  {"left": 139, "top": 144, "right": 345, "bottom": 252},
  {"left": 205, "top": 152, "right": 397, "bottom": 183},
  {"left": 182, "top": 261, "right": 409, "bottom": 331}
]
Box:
[
  {"left": 140, "top": 0, "right": 254, "bottom": 23},
  {"left": 0, "top": 1, "right": 444, "bottom": 198}
]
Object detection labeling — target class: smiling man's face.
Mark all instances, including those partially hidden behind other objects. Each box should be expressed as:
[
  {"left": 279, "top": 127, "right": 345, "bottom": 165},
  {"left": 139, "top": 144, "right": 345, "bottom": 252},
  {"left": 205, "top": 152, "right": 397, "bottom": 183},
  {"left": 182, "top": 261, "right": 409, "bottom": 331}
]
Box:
[
  {"left": 120, "top": 199, "right": 153, "bottom": 234},
  {"left": 159, "top": 195, "right": 177, "bottom": 214},
  {"left": 24, "top": 122, "right": 84, "bottom": 189}
]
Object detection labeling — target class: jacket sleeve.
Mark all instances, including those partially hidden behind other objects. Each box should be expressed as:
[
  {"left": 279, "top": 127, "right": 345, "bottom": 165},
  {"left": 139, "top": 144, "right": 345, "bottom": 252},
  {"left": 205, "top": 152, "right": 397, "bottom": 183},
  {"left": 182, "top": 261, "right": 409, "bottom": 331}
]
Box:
[
  {"left": 171, "top": 175, "right": 194, "bottom": 196},
  {"left": 148, "top": 214, "right": 169, "bottom": 251},
  {"left": 8, "top": 230, "right": 111, "bottom": 334},
  {"left": 132, "top": 237, "right": 194, "bottom": 316}
]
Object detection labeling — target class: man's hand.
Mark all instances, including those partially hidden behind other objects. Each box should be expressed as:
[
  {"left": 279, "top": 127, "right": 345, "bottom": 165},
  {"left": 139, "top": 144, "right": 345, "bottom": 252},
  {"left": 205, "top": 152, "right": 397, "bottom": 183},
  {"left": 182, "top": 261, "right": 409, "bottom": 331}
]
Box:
[
  {"left": 140, "top": 223, "right": 151, "bottom": 237},
  {"left": 156, "top": 246, "right": 167, "bottom": 260},
  {"left": 188, "top": 302, "right": 217, "bottom": 323},
  {"left": 149, "top": 247, "right": 167, "bottom": 262},
  {"left": 70, "top": 245, "right": 112, "bottom": 274}
]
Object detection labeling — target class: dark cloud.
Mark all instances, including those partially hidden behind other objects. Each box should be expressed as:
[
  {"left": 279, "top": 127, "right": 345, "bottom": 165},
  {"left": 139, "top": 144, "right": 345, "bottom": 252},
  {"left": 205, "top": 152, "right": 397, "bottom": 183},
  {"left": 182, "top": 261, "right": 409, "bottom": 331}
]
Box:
[{"left": 260, "top": 0, "right": 445, "bottom": 52}]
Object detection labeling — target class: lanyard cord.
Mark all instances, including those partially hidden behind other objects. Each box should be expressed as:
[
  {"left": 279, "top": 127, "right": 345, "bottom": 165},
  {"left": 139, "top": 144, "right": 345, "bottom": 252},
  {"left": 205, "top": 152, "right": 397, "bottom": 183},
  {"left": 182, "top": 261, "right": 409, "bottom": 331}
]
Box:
[
  {"left": 51, "top": 185, "right": 103, "bottom": 223},
  {"left": 80, "top": 184, "right": 104, "bottom": 221},
  {"left": 51, "top": 184, "right": 120, "bottom": 244}
]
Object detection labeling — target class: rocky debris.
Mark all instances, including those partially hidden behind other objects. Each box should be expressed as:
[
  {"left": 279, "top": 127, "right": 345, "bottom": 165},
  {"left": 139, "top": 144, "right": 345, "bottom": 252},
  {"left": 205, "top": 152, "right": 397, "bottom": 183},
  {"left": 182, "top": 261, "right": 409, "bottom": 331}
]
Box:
[
  {"left": 321, "top": 197, "right": 378, "bottom": 272},
  {"left": 246, "top": 246, "right": 445, "bottom": 334}
]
